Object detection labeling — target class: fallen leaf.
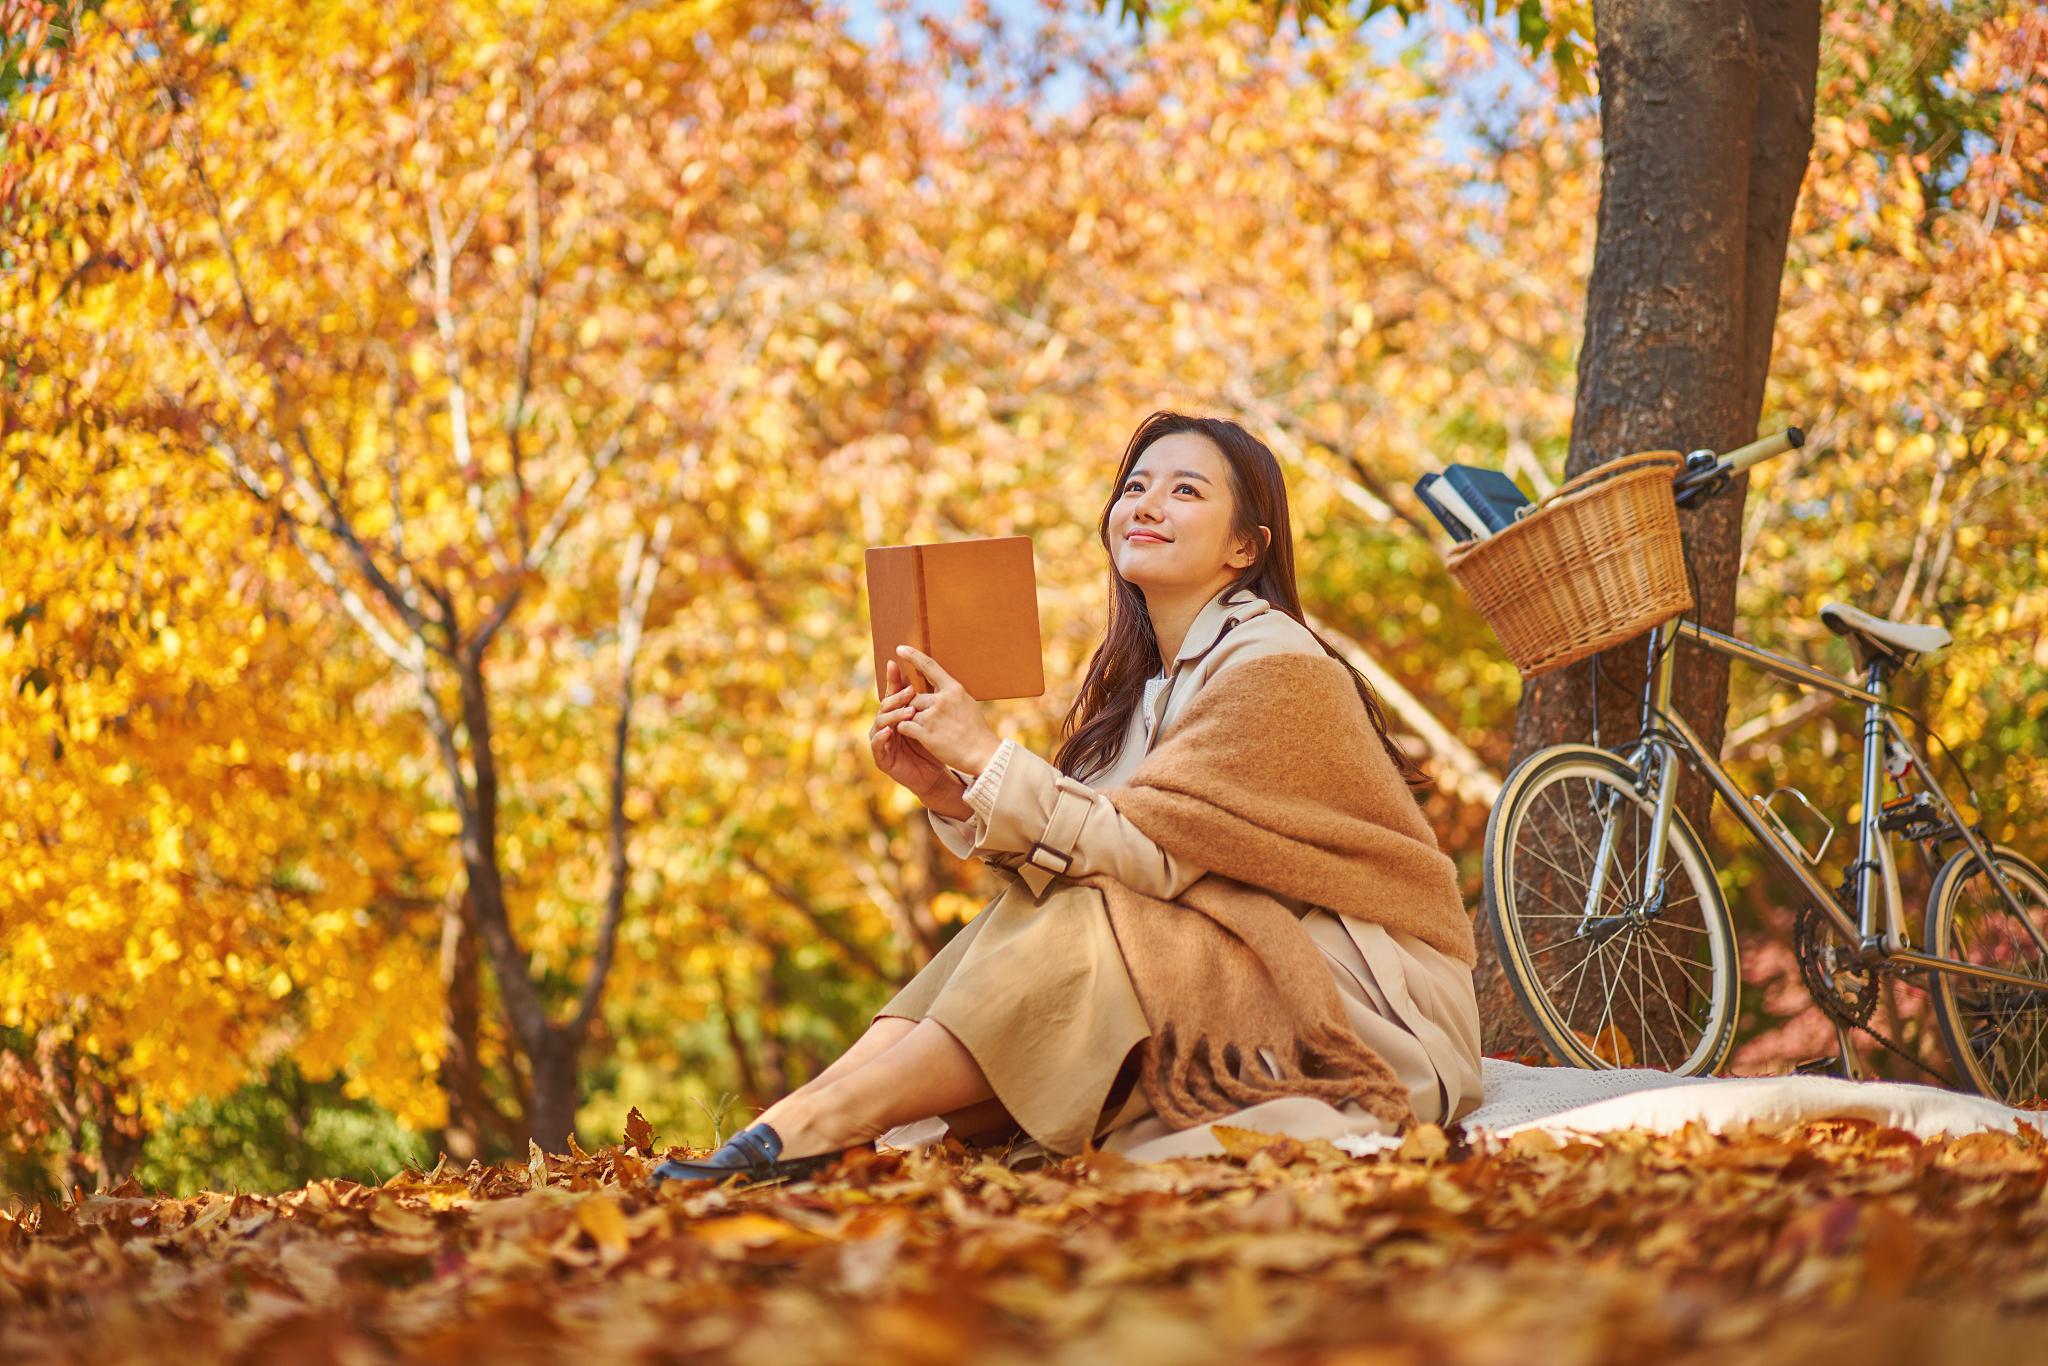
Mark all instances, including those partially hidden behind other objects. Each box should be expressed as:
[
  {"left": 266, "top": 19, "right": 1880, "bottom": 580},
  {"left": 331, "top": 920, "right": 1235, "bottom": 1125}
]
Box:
[
  {"left": 576, "top": 1195, "right": 632, "bottom": 1261},
  {"left": 623, "top": 1107, "right": 656, "bottom": 1155},
  {"left": 1397, "top": 1124, "right": 1450, "bottom": 1163}
]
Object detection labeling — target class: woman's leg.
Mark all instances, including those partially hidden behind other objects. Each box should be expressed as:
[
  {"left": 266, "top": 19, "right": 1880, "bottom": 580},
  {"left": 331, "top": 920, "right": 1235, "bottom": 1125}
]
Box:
[
  {"left": 751, "top": 1015, "right": 1017, "bottom": 1151},
  {"left": 731, "top": 1016, "right": 912, "bottom": 1141},
  {"left": 933, "top": 1095, "right": 1021, "bottom": 1145},
  {"left": 778, "top": 1014, "right": 918, "bottom": 1102},
  {"left": 757, "top": 1017, "right": 996, "bottom": 1159}
]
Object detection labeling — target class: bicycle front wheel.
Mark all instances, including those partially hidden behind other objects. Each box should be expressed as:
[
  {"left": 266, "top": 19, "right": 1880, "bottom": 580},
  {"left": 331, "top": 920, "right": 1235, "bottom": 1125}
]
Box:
[
  {"left": 1483, "top": 744, "right": 1740, "bottom": 1074},
  {"left": 1925, "top": 845, "right": 2048, "bottom": 1108}
]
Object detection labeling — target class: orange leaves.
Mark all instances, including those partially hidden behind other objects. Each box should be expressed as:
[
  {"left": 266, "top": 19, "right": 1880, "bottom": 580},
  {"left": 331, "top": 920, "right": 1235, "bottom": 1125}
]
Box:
[
  {"left": 6, "top": 1119, "right": 2048, "bottom": 1361},
  {"left": 1573, "top": 1024, "right": 1638, "bottom": 1068},
  {"left": 622, "top": 1106, "right": 656, "bottom": 1155},
  {"left": 573, "top": 1193, "right": 632, "bottom": 1261}
]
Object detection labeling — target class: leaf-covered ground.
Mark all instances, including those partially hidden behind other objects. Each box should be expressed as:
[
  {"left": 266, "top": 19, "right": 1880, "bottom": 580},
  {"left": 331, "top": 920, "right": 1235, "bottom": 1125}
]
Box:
[{"left": 5, "top": 1116, "right": 2048, "bottom": 1365}]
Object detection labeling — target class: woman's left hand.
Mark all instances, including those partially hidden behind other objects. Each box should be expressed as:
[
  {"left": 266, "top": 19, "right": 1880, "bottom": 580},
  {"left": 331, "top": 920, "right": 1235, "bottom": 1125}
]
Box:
[{"left": 891, "top": 645, "right": 1004, "bottom": 776}]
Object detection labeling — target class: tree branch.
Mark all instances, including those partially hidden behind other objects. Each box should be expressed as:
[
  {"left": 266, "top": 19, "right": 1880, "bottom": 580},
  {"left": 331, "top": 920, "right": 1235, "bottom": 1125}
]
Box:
[
  {"left": 736, "top": 849, "right": 899, "bottom": 981},
  {"left": 425, "top": 189, "right": 515, "bottom": 578},
  {"left": 573, "top": 510, "right": 675, "bottom": 1033},
  {"left": 200, "top": 422, "right": 425, "bottom": 673},
  {"left": 503, "top": 57, "right": 547, "bottom": 560},
  {"left": 1302, "top": 610, "right": 1502, "bottom": 808},
  {"left": 109, "top": 125, "right": 438, "bottom": 650}
]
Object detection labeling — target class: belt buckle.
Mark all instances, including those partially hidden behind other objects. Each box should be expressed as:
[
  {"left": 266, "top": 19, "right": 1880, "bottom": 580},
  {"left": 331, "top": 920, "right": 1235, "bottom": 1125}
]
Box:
[{"left": 1026, "top": 841, "right": 1073, "bottom": 875}]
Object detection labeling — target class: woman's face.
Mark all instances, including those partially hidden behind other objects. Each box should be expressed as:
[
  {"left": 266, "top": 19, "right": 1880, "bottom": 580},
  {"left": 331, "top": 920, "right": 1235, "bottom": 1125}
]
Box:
[{"left": 1108, "top": 432, "right": 1261, "bottom": 596}]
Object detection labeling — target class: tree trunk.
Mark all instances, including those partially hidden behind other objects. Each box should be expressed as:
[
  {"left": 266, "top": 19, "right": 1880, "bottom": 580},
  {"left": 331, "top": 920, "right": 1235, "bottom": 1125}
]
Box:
[
  {"left": 903, "top": 815, "right": 949, "bottom": 958},
  {"left": 441, "top": 650, "right": 604, "bottom": 1151},
  {"left": 37, "top": 1029, "right": 145, "bottom": 1192},
  {"left": 1476, "top": 0, "right": 1820, "bottom": 1060},
  {"left": 714, "top": 966, "right": 765, "bottom": 1112},
  {"left": 755, "top": 956, "right": 790, "bottom": 1097},
  {"left": 436, "top": 888, "right": 488, "bottom": 1162},
  {"left": 525, "top": 1028, "right": 583, "bottom": 1153}
]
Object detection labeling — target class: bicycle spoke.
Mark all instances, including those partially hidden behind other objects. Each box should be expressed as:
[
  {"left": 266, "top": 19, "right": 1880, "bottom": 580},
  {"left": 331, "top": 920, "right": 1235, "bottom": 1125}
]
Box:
[
  {"left": 1557, "top": 782, "right": 1610, "bottom": 883},
  {"left": 1537, "top": 786, "right": 1593, "bottom": 884},
  {"left": 1514, "top": 855, "right": 1602, "bottom": 917},
  {"left": 2010, "top": 1014, "right": 2044, "bottom": 1097},
  {"left": 1996, "top": 1001, "right": 2047, "bottom": 1096},
  {"left": 1552, "top": 934, "right": 1609, "bottom": 996},
  {"left": 1528, "top": 934, "right": 1599, "bottom": 958},
  {"left": 1638, "top": 929, "right": 1695, "bottom": 1062},
  {"left": 1591, "top": 936, "right": 1621, "bottom": 1063},
  {"left": 1560, "top": 931, "right": 1612, "bottom": 1031},
  {"left": 1639, "top": 935, "right": 1713, "bottom": 1000},
  {"left": 1615, "top": 930, "right": 1649, "bottom": 1067},
  {"left": 1639, "top": 932, "right": 1714, "bottom": 999}
]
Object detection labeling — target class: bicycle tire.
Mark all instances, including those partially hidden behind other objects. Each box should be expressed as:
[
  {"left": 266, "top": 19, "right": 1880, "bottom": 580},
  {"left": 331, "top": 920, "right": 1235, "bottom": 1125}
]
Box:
[
  {"left": 1483, "top": 744, "right": 1741, "bottom": 1074},
  {"left": 1924, "top": 844, "right": 2048, "bottom": 1108}
]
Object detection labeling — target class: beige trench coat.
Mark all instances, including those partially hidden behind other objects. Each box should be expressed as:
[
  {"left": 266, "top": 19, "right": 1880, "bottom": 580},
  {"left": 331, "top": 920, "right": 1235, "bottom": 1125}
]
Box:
[{"left": 874, "top": 582, "right": 1484, "bottom": 1162}]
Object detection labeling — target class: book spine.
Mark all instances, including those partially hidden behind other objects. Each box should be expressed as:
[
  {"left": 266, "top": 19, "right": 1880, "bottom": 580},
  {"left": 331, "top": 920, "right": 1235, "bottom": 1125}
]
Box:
[
  {"left": 1415, "top": 476, "right": 1476, "bottom": 543},
  {"left": 1445, "top": 467, "right": 1531, "bottom": 533},
  {"left": 913, "top": 546, "right": 930, "bottom": 660}
]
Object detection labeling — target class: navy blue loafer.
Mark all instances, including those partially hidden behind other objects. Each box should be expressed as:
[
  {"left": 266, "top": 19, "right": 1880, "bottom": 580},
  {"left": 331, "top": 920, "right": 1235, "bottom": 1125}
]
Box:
[{"left": 649, "top": 1121, "right": 861, "bottom": 1188}]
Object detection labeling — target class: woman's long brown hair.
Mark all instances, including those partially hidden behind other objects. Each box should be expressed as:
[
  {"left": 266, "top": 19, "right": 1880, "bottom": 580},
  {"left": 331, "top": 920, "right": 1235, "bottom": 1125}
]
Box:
[{"left": 1051, "top": 410, "right": 1433, "bottom": 792}]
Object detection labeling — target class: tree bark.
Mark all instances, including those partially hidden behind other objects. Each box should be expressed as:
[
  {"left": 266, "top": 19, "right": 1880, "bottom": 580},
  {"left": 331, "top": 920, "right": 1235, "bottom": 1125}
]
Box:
[
  {"left": 754, "top": 957, "right": 790, "bottom": 1097},
  {"left": 436, "top": 888, "right": 492, "bottom": 1162},
  {"left": 524, "top": 1028, "right": 583, "bottom": 1154},
  {"left": 714, "top": 966, "right": 765, "bottom": 1112},
  {"left": 1476, "top": 0, "right": 1820, "bottom": 1060}
]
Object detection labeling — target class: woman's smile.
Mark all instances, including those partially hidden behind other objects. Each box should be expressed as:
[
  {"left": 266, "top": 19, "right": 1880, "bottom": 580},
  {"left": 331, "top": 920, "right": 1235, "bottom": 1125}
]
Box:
[{"left": 1109, "top": 430, "right": 1252, "bottom": 595}]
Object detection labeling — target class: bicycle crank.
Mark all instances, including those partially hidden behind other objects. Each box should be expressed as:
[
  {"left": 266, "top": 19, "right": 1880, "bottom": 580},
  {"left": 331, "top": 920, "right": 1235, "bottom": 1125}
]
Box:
[{"left": 1794, "top": 901, "right": 1879, "bottom": 1026}]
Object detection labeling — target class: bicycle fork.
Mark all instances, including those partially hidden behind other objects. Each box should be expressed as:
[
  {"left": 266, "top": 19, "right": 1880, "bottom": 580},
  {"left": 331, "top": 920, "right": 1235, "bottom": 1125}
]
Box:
[
  {"left": 1577, "top": 739, "right": 1679, "bottom": 918},
  {"left": 1576, "top": 625, "right": 1687, "bottom": 933}
]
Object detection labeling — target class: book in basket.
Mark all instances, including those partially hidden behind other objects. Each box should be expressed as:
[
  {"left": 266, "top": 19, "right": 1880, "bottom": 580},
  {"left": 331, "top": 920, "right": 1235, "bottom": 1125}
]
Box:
[{"left": 864, "top": 535, "right": 1046, "bottom": 701}]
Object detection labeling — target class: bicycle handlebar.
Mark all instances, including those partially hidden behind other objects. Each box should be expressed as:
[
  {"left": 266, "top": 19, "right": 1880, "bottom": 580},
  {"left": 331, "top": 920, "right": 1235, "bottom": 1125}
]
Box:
[
  {"left": 1671, "top": 426, "right": 1805, "bottom": 507},
  {"left": 1724, "top": 426, "right": 1805, "bottom": 472}
]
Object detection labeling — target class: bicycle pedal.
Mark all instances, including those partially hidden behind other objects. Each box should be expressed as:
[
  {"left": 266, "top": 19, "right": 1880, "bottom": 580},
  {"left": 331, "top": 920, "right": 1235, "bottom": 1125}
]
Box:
[{"left": 1791, "top": 1054, "right": 1848, "bottom": 1077}]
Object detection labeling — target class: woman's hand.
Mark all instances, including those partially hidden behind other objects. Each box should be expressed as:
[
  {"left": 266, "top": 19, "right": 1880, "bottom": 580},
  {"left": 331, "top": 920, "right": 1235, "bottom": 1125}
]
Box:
[
  {"left": 889, "top": 645, "right": 1004, "bottom": 777},
  {"left": 870, "top": 658, "right": 956, "bottom": 801}
]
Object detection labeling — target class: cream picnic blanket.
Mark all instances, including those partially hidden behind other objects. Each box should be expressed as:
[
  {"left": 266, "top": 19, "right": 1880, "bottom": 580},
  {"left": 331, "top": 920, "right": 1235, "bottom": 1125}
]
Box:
[{"left": 1331, "top": 1057, "right": 2046, "bottom": 1156}]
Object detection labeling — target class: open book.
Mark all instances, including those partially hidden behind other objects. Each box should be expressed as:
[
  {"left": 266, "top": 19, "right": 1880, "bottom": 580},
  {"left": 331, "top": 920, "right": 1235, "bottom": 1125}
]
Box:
[{"left": 865, "top": 535, "right": 1046, "bottom": 701}]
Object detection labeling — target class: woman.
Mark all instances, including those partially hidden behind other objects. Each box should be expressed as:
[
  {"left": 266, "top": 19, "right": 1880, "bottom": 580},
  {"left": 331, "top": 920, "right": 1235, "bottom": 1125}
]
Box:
[{"left": 655, "top": 411, "right": 1482, "bottom": 1185}]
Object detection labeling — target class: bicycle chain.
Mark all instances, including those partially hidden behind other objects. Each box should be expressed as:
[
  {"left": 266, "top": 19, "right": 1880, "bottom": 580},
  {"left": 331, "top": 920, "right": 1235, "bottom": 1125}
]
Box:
[{"left": 1792, "top": 900, "right": 1955, "bottom": 1086}]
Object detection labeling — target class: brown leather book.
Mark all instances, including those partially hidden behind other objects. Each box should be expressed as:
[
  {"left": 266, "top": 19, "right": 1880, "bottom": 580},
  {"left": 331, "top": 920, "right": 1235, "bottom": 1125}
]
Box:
[{"left": 865, "top": 535, "right": 1046, "bottom": 701}]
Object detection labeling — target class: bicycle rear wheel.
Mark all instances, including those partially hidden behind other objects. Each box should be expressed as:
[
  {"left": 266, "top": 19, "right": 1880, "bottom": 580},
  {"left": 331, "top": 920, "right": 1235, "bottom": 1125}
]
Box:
[
  {"left": 1483, "top": 744, "right": 1740, "bottom": 1074},
  {"left": 1925, "top": 846, "right": 2048, "bottom": 1108}
]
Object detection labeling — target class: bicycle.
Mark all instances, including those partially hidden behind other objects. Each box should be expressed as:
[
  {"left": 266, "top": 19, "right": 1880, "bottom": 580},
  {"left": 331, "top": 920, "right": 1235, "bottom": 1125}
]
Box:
[{"left": 1480, "top": 428, "right": 2048, "bottom": 1106}]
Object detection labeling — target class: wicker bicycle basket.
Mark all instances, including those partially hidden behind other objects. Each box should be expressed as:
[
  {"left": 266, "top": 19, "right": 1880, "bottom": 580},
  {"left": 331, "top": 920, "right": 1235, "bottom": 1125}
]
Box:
[{"left": 1443, "top": 450, "right": 1694, "bottom": 680}]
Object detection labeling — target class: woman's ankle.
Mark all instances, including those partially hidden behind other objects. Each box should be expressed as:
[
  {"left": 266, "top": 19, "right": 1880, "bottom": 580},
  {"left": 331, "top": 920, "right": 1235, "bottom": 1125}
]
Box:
[
  {"left": 753, "top": 1090, "right": 805, "bottom": 1136},
  {"left": 758, "top": 1082, "right": 888, "bottom": 1158}
]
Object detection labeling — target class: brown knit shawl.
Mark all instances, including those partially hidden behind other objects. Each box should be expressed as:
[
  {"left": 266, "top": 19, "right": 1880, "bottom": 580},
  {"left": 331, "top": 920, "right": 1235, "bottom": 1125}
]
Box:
[{"left": 1068, "top": 651, "right": 1477, "bottom": 1136}]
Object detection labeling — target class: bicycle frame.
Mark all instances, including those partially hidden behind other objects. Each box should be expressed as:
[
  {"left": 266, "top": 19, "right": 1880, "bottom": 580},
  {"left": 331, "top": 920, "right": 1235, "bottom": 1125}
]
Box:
[{"left": 1616, "top": 613, "right": 2048, "bottom": 995}]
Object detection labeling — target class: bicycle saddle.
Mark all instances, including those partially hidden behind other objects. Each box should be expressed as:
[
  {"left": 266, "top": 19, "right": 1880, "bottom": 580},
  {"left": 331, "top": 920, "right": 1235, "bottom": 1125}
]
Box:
[{"left": 1819, "top": 599, "right": 1952, "bottom": 667}]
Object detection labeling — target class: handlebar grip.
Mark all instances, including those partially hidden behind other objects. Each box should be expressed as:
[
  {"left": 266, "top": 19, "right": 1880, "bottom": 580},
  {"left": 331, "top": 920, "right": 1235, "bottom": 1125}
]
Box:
[{"left": 1723, "top": 427, "right": 1804, "bottom": 473}]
